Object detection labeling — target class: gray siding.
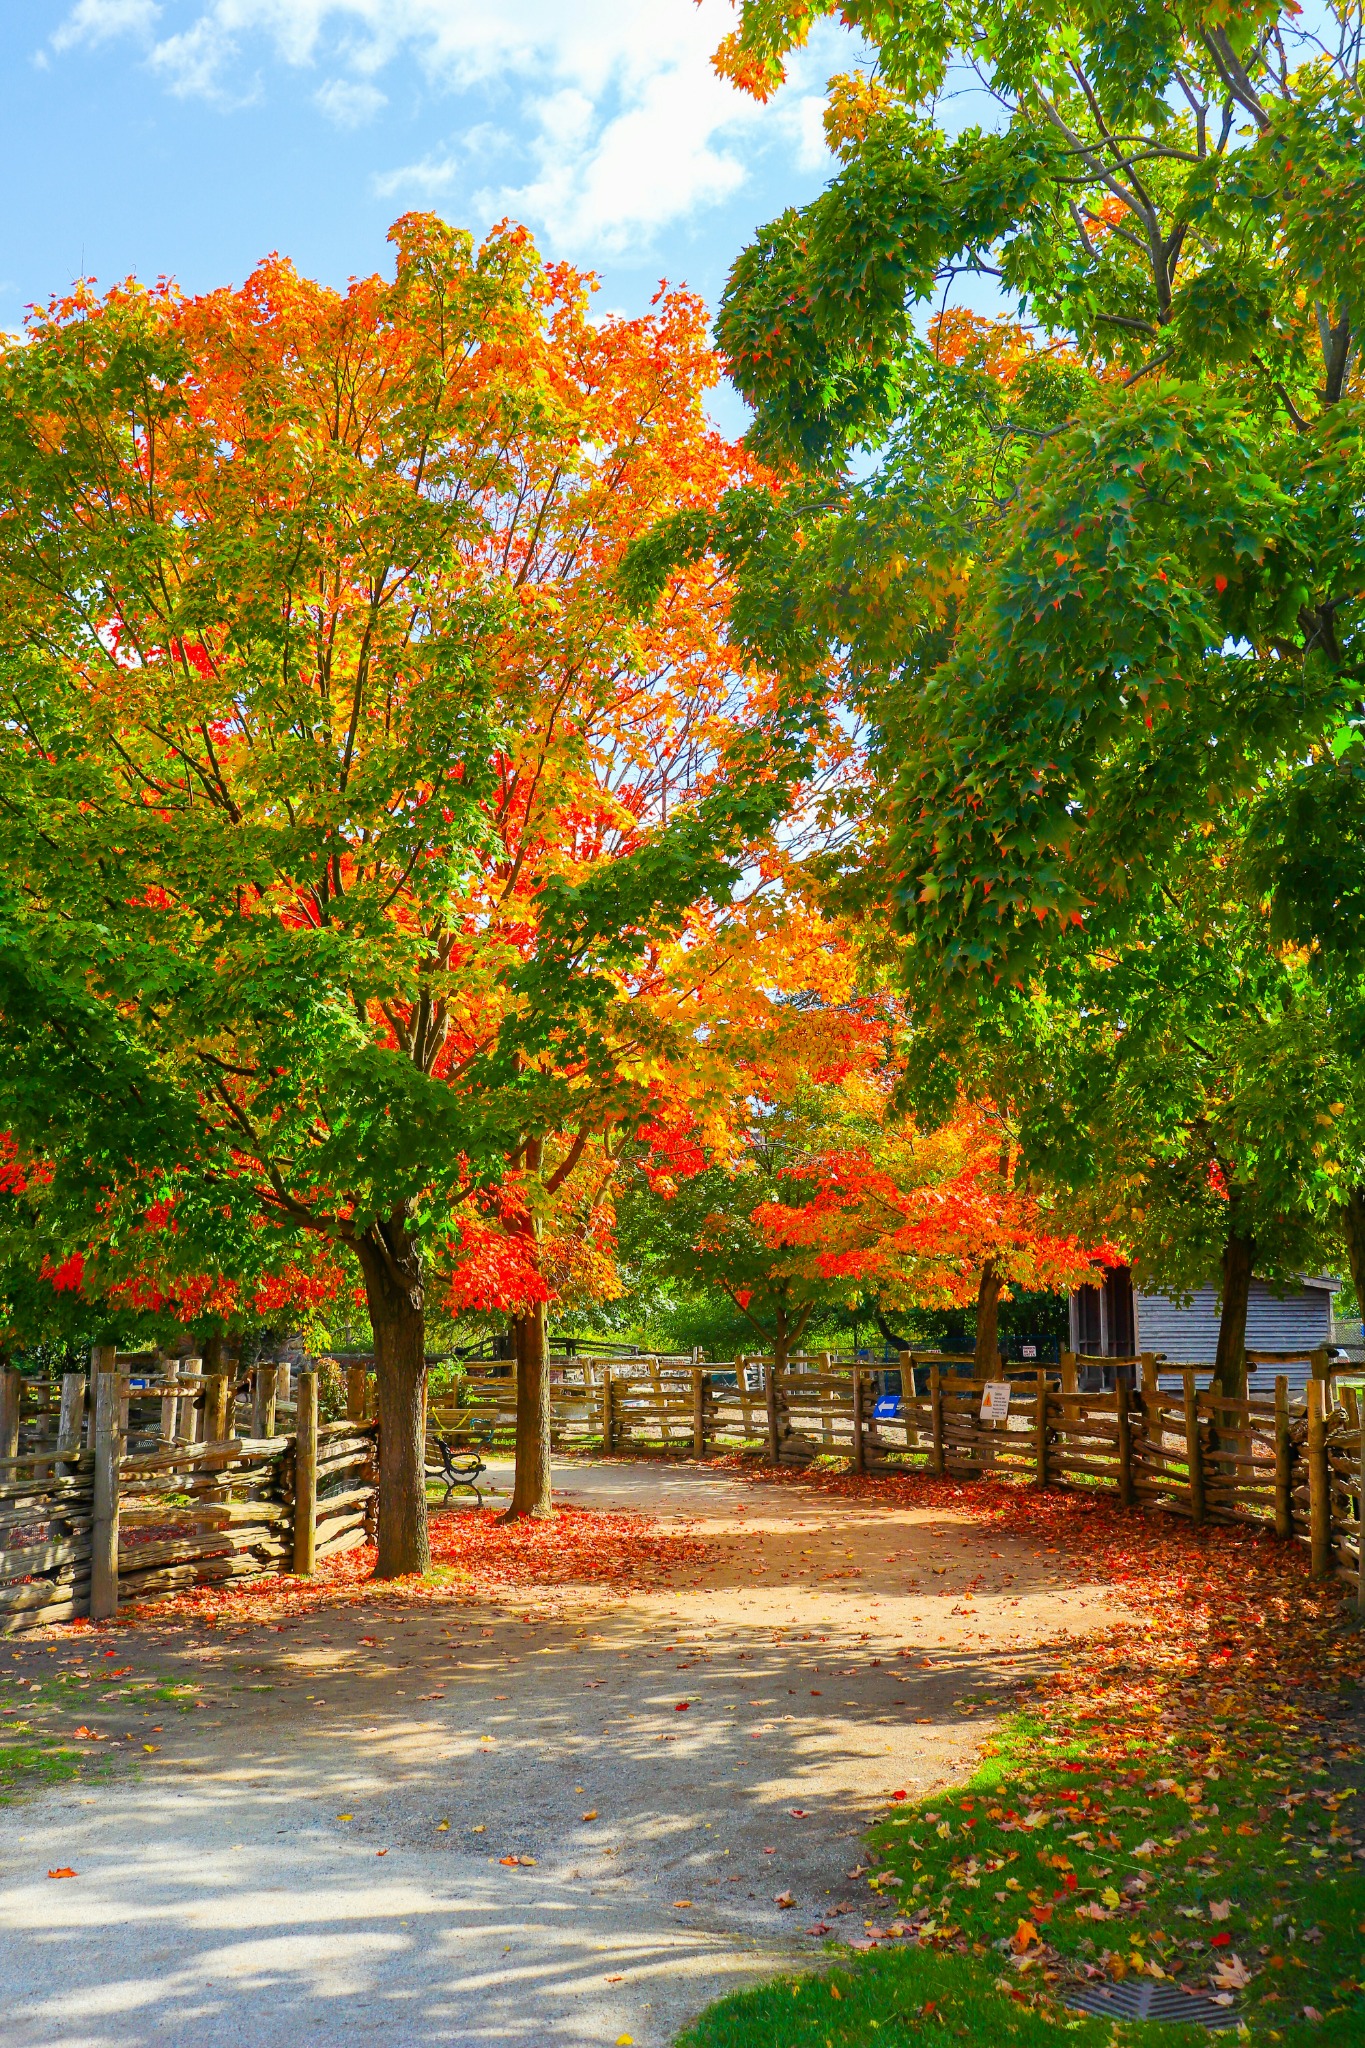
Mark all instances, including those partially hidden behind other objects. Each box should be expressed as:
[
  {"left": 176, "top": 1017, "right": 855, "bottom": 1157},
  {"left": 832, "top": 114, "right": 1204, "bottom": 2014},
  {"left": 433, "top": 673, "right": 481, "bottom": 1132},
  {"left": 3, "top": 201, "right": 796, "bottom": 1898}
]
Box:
[{"left": 1137, "top": 1280, "right": 1334, "bottom": 1394}]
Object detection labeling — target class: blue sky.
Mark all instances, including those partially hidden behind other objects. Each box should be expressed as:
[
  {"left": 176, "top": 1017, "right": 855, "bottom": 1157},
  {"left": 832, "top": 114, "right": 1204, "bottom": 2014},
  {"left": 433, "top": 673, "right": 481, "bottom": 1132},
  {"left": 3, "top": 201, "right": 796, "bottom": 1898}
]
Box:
[{"left": 6, "top": 2, "right": 855, "bottom": 431}]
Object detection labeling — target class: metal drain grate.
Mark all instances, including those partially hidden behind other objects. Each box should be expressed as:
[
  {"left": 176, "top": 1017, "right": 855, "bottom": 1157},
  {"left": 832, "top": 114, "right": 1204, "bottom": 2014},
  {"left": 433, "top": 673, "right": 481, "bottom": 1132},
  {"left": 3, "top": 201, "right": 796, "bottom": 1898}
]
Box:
[{"left": 1064, "top": 1980, "right": 1238, "bottom": 2030}]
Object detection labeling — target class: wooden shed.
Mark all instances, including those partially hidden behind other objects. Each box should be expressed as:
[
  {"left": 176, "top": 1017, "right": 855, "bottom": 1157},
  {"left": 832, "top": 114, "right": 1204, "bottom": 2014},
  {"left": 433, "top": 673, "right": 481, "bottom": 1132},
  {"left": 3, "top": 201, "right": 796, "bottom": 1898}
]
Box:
[{"left": 1070, "top": 1264, "right": 1340, "bottom": 1391}]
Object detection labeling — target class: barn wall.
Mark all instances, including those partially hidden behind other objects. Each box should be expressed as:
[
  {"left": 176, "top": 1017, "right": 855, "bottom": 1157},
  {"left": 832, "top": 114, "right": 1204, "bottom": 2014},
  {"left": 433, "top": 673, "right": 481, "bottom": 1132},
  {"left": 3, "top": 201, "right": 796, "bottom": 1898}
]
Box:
[{"left": 1135, "top": 1280, "right": 1334, "bottom": 1390}]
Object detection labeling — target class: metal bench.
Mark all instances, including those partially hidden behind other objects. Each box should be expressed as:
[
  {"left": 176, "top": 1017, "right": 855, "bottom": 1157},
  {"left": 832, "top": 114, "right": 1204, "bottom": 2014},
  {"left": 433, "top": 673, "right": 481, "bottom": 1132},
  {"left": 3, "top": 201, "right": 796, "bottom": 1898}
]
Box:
[{"left": 430, "top": 1430, "right": 488, "bottom": 1507}]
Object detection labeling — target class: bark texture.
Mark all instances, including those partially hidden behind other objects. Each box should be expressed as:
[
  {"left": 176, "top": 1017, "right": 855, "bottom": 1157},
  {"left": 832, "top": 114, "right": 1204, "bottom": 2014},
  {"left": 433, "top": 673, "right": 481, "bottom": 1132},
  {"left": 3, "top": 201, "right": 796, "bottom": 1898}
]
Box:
[
  {"left": 504, "top": 1299, "right": 552, "bottom": 1520},
  {"left": 355, "top": 1213, "right": 430, "bottom": 1577},
  {"left": 1339, "top": 1188, "right": 1365, "bottom": 1327},
  {"left": 974, "top": 1261, "right": 1002, "bottom": 1375},
  {"left": 1213, "top": 1227, "right": 1256, "bottom": 1400}
]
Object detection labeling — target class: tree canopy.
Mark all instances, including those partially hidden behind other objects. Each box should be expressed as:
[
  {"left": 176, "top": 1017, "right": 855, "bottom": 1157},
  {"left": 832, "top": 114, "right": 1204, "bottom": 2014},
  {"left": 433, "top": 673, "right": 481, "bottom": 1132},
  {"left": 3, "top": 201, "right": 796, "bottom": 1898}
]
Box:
[{"left": 0, "top": 214, "right": 815, "bottom": 1565}]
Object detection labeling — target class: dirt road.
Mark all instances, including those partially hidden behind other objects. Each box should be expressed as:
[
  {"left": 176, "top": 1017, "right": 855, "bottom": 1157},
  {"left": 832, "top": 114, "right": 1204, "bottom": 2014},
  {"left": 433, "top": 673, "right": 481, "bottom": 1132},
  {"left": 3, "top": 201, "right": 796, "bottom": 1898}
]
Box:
[{"left": 0, "top": 1458, "right": 1127, "bottom": 2047}]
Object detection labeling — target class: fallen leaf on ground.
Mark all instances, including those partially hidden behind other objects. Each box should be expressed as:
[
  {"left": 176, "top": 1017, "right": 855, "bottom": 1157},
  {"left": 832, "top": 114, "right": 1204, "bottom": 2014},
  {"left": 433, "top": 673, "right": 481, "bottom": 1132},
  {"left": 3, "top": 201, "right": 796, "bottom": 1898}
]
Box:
[
  {"left": 774, "top": 1891, "right": 796, "bottom": 1908},
  {"left": 581, "top": 1810, "right": 598, "bottom": 1821},
  {"left": 47, "top": 1868, "right": 77, "bottom": 1880},
  {"left": 1209, "top": 1899, "right": 1231, "bottom": 1920}
]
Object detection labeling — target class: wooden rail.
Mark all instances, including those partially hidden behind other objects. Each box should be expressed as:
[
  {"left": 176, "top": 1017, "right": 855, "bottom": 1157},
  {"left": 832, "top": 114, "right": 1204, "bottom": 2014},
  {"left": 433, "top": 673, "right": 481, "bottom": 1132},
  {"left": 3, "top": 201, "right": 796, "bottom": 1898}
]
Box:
[
  {"left": 420, "top": 1348, "right": 1365, "bottom": 1598},
  {"left": 0, "top": 1363, "right": 377, "bottom": 1634}
]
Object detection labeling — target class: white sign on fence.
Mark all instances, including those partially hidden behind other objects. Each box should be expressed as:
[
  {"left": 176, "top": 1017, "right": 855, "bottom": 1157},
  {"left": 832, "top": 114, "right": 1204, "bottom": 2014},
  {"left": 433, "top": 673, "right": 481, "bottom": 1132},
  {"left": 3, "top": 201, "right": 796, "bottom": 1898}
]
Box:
[{"left": 980, "top": 1381, "right": 1012, "bottom": 1422}]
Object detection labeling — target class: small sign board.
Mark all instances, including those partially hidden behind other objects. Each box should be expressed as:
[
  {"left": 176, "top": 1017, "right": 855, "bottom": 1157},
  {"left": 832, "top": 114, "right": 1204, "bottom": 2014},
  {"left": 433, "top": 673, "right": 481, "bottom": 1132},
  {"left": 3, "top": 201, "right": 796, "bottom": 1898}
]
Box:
[
  {"left": 1021, "top": 1343, "right": 1037, "bottom": 1359},
  {"left": 980, "top": 1381, "right": 1012, "bottom": 1423}
]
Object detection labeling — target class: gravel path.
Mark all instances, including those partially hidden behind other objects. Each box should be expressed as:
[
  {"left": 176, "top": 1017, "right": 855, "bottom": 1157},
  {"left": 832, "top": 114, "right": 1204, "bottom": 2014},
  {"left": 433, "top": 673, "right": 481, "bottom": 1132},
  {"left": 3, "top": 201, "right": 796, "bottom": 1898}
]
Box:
[{"left": 0, "top": 1457, "right": 1127, "bottom": 2047}]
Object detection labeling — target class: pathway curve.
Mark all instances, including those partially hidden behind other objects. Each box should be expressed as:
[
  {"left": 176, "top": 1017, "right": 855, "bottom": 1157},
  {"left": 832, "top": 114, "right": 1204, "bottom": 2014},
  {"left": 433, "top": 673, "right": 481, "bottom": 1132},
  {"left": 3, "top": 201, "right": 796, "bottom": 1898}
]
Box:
[{"left": 0, "top": 1457, "right": 1129, "bottom": 2047}]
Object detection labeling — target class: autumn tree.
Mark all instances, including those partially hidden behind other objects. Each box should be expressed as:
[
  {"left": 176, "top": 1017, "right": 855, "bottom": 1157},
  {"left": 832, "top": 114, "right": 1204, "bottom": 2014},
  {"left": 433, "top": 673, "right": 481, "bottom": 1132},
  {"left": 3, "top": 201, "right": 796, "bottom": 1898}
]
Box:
[
  {"left": 0, "top": 216, "right": 807, "bottom": 1568},
  {"left": 757, "top": 1101, "right": 1109, "bottom": 1373},
  {"left": 709, "top": 0, "right": 1365, "bottom": 989},
  {"left": 690, "top": 3, "right": 1365, "bottom": 1368}
]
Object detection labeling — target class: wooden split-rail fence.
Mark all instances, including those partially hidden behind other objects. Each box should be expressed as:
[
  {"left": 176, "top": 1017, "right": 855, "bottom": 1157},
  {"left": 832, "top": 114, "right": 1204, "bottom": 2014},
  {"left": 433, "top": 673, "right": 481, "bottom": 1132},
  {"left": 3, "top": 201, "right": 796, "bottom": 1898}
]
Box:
[
  {"left": 430, "top": 1346, "right": 1365, "bottom": 1596},
  {"left": 0, "top": 1349, "right": 377, "bottom": 1635}
]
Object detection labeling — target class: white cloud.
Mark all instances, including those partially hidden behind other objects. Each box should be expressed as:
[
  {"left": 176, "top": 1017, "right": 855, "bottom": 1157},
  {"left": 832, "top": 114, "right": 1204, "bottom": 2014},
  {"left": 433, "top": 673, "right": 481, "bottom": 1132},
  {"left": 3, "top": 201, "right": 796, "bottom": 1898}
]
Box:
[
  {"left": 51, "top": 0, "right": 160, "bottom": 51},
  {"left": 315, "top": 76, "right": 386, "bottom": 125},
  {"left": 49, "top": 0, "right": 844, "bottom": 255}
]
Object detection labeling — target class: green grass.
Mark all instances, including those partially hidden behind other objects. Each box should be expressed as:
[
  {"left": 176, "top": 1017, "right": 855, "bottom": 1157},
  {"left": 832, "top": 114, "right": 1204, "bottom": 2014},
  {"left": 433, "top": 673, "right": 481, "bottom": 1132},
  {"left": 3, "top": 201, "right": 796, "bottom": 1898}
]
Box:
[
  {"left": 0, "top": 1728, "right": 89, "bottom": 1798},
  {"left": 678, "top": 1948, "right": 1212, "bottom": 2047},
  {"left": 678, "top": 1707, "right": 1365, "bottom": 2047}
]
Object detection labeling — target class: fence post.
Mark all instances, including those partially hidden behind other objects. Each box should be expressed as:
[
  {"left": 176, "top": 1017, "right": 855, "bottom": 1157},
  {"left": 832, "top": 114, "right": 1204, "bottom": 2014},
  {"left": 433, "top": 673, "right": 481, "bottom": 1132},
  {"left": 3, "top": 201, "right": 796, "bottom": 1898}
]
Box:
[
  {"left": 254, "top": 1360, "right": 278, "bottom": 1438},
  {"left": 91, "top": 1344, "right": 121, "bottom": 1620},
  {"left": 57, "top": 1372, "right": 86, "bottom": 1474},
  {"left": 1034, "top": 1368, "right": 1049, "bottom": 1488},
  {"left": 205, "top": 1371, "right": 230, "bottom": 1444},
  {"left": 852, "top": 1365, "right": 866, "bottom": 1475},
  {"left": 0, "top": 1364, "right": 19, "bottom": 1462},
  {"left": 346, "top": 1366, "right": 369, "bottom": 1424},
  {"left": 602, "top": 1370, "right": 614, "bottom": 1454},
  {"left": 691, "top": 1367, "right": 705, "bottom": 1458},
  {"left": 1060, "top": 1350, "right": 1078, "bottom": 1395},
  {"left": 1273, "top": 1375, "right": 1292, "bottom": 1539},
  {"left": 1115, "top": 1385, "right": 1133, "bottom": 1507},
  {"left": 929, "top": 1363, "right": 944, "bottom": 1477},
  {"left": 179, "top": 1355, "right": 203, "bottom": 1442},
  {"left": 1182, "top": 1371, "right": 1205, "bottom": 1526},
  {"left": 159, "top": 1357, "right": 181, "bottom": 1446},
  {"left": 765, "top": 1358, "right": 780, "bottom": 1464},
  {"left": 1307, "top": 1377, "right": 1331, "bottom": 1582},
  {"left": 292, "top": 1368, "right": 318, "bottom": 1576}
]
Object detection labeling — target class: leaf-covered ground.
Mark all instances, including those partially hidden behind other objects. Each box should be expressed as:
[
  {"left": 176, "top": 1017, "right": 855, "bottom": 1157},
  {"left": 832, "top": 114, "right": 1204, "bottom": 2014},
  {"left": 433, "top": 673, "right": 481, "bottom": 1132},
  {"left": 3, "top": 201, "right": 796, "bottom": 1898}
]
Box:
[
  {"left": 113, "top": 1502, "right": 714, "bottom": 1630},
  {"left": 681, "top": 1466, "right": 1365, "bottom": 2046}
]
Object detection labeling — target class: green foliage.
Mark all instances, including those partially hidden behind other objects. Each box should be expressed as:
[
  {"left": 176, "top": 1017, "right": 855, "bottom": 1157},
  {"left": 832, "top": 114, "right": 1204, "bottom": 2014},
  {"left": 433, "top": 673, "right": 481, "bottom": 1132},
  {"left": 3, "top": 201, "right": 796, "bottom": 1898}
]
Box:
[{"left": 706, "top": 3, "right": 1365, "bottom": 1318}]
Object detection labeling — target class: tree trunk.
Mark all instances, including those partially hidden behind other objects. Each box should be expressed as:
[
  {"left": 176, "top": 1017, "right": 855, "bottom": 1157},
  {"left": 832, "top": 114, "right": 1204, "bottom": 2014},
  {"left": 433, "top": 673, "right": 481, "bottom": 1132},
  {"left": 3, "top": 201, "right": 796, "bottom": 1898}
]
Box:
[
  {"left": 354, "top": 1216, "right": 430, "bottom": 1578},
  {"left": 504, "top": 1299, "right": 552, "bottom": 1520},
  {"left": 1213, "top": 1227, "right": 1256, "bottom": 1400},
  {"left": 1338, "top": 1188, "right": 1365, "bottom": 1327},
  {"left": 974, "top": 1261, "right": 1002, "bottom": 1375}
]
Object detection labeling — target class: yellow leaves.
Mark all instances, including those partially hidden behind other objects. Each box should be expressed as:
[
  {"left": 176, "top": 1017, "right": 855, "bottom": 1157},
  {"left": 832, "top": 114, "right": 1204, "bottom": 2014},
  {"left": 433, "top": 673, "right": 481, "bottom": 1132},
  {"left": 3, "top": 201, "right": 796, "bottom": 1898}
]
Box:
[
  {"left": 823, "top": 70, "right": 898, "bottom": 157},
  {"left": 581, "top": 1809, "right": 598, "bottom": 1822},
  {"left": 1101, "top": 1886, "right": 1122, "bottom": 1910}
]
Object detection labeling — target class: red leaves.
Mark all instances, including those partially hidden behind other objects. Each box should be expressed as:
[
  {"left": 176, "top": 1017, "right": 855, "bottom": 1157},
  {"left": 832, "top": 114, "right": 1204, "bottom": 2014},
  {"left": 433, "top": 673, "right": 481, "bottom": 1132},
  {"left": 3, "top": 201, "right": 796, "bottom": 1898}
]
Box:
[{"left": 121, "top": 1506, "right": 713, "bottom": 1627}]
